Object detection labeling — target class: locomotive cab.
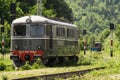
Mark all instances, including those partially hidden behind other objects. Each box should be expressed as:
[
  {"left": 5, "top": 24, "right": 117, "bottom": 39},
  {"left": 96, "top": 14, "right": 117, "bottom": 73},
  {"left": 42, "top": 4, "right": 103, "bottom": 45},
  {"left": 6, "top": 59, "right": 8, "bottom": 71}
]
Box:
[{"left": 10, "top": 18, "right": 45, "bottom": 67}]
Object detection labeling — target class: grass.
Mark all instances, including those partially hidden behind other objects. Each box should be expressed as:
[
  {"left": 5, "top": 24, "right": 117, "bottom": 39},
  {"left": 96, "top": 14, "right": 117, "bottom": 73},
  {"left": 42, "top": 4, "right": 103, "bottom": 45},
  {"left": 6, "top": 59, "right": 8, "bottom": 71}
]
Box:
[
  {"left": 0, "top": 54, "right": 12, "bottom": 65},
  {"left": 0, "top": 54, "right": 14, "bottom": 71},
  {"left": 1, "top": 50, "right": 120, "bottom": 80},
  {"left": 74, "top": 33, "right": 120, "bottom": 80},
  {"left": 0, "top": 52, "right": 100, "bottom": 80},
  {"left": 73, "top": 51, "right": 120, "bottom": 80},
  {"left": 51, "top": 49, "right": 120, "bottom": 80},
  {"left": 1, "top": 75, "right": 8, "bottom": 80},
  {"left": 0, "top": 65, "right": 101, "bottom": 80}
]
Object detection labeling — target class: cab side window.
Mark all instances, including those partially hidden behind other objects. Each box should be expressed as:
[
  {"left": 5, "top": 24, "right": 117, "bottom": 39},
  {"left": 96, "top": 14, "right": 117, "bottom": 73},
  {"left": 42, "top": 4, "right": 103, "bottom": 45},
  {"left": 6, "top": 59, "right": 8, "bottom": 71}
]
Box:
[{"left": 46, "top": 25, "right": 52, "bottom": 36}]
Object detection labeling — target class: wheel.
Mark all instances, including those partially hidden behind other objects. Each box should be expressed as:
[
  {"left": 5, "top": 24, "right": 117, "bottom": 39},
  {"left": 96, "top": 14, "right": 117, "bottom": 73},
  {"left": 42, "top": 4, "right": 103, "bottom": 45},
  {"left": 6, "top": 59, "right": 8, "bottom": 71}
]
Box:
[
  {"left": 69, "top": 56, "right": 78, "bottom": 62},
  {"left": 13, "top": 60, "right": 25, "bottom": 68},
  {"left": 41, "top": 58, "right": 49, "bottom": 65},
  {"left": 58, "top": 57, "right": 65, "bottom": 64},
  {"left": 41, "top": 57, "right": 56, "bottom": 66},
  {"left": 74, "top": 56, "right": 79, "bottom": 62}
]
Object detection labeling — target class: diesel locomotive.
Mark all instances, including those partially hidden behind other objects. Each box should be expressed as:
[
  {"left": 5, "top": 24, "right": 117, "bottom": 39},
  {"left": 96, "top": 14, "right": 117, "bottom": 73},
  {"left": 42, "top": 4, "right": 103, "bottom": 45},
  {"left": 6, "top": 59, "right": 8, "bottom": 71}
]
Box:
[{"left": 10, "top": 15, "right": 80, "bottom": 67}]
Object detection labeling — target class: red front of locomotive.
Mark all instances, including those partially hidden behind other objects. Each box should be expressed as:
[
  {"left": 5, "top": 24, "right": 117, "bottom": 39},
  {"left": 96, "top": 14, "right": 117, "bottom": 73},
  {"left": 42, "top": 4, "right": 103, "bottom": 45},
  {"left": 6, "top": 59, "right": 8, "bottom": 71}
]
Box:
[{"left": 11, "top": 50, "right": 43, "bottom": 61}]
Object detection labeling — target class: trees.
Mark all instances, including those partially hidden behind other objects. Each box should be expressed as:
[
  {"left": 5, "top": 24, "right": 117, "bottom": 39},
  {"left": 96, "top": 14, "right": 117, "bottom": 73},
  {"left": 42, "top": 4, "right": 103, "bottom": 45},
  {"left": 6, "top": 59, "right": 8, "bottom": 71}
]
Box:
[
  {"left": 0, "top": 0, "right": 74, "bottom": 50},
  {"left": 65, "top": 0, "right": 120, "bottom": 34},
  {"left": 15, "top": 0, "right": 73, "bottom": 21},
  {"left": 0, "top": 0, "right": 11, "bottom": 22},
  {"left": 16, "top": 0, "right": 36, "bottom": 13},
  {"left": 115, "top": 24, "right": 120, "bottom": 41},
  {"left": 65, "top": 0, "right": 120, "bottom": 51},
  {"left": 44, "top": 0, "right": 73, "bottom": 22}
]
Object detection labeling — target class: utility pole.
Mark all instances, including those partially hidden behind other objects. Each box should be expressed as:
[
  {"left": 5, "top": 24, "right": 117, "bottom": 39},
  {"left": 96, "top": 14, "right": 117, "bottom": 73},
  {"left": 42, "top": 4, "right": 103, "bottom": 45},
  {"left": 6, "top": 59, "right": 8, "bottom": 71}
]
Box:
[
  {"left": 110, "top": 23, "right": 114, "bottom": 57},
  {"left": 10, "top": 2, "right": 16, "bottom": 23},
  {"left": 37, "top": 0, "right": 42, "bottom": 16},
  {"left": 0, "top": 16, "right": 5, "bottom": 57},
  {"left": 83, "top": 29, "right": 87, "bottom": 55}
]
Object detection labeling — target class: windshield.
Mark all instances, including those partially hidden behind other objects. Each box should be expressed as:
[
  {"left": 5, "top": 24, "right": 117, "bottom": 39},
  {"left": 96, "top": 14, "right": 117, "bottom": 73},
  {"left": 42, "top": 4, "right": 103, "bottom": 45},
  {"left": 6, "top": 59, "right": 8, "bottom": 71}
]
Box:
[
  {"left": 30, "top": 25, "right": 45, "bottom": 36},
  {"left": 13, "top": 25, "right": 26, "bottom": 36}
]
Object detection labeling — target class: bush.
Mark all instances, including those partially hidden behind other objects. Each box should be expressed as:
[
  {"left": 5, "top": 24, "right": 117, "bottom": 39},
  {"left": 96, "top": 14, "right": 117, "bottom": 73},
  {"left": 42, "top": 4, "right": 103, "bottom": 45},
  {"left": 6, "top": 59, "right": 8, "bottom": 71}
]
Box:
[
  {"left": 20, "top": 62, "right": 31, "bottom": 70},
  {"left": 6, "top": 65, "right": 14, "bottom": 71},
  {"left": 0, "top": 63, "right": 6, "bottom": 71},
  {"left": 81, "top": 57, "right": 91, "bottom": 65},
  {"left": 32, "top": 62, "right": 39, "bottom": 69},
  {"left": 32, "top": 58, "right": 45, "bottom": 69},
  {"left": 78, "top": 55, "right": 92, "bottom": 65}
]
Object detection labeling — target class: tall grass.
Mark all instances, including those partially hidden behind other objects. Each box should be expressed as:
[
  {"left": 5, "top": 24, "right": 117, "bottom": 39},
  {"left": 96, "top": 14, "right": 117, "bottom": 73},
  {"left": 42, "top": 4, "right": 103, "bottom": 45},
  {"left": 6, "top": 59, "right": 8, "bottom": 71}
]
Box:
[
  {"left": 74, "top": 50, "right": 120, "bottom": 80},
  {"left": 78, "top": 54, "right": 92, "bottom": 65},
  {"left": 32, "top": 58, "right": 45, "bottom": 69},
  {"left": 0, "top": 54, "right": 14, "bottom": 71},
  {"left": 1, "top": 75, "right": 8, "bottom": 80},
  {"left": 0, "top": 63, "right": 6, "bottom": 71},
  {"left": 0, "top": 54, "right": 12, "bottom": 65},
  {"left": 20, "top": 59, "right": 45, "bottom": 70}
]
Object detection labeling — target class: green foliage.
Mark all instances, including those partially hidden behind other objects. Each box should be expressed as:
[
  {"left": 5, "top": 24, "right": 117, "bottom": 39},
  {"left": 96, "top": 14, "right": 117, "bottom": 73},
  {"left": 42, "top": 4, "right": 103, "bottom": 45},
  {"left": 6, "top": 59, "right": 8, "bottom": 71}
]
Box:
[
  {"left": 20, "top": 59, "right": 45, "bottom": 70},
  {"left": 1, "top": 75, "right": 8, "bottom": 80},
  {"left": 44, "top": 0, "right": 73, "bottom": 22},
  {"left": 89, "top": 57, "right": 120, "bottom": 79},
  {"left": 32, "top": 58, "right": 45, "bottom": 69},
  {"left": 43, "top": 9, "right": 56, "bottom": 18},
  {"left": 78, "top": 54, "right": 92, "bottom": 65},
  {"left": 20, "top": 62, "right": 31, "bottom": 70},
  {"left": 17, "top": 0, "right": 36, "bottom": 13},
  {"left": 98, "top": 29, "right": 110, "bottom": 42},
  {"left": 0, "top": 63, "right": 6, "bottom": 71},
  {"left": 36, "top": 77, "right": 43, "bottom": 80},
  {"left": 115, "top": 24, "right": 120, "bottom": 41},
  {"left": 65, "top": 0, "right": 120, "bottom": 40},
  {"left": 55, "top": 78, "right": 64, "bottom": 80}
]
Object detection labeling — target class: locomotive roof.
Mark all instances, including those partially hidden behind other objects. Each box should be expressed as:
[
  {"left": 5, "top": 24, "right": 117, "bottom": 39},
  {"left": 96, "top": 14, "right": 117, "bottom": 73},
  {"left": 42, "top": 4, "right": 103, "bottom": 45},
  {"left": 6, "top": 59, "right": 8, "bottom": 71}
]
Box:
[{"left": 12, "top": 15, "right": 77, "bottom": 27}]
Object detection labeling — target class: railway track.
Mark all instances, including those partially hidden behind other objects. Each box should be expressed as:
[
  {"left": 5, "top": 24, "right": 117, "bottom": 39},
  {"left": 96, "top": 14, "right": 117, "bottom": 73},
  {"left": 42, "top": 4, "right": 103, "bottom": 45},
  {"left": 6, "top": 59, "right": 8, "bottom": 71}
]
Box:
[{"left": 12, "top": 67, "right": 105, "bottom": 80}]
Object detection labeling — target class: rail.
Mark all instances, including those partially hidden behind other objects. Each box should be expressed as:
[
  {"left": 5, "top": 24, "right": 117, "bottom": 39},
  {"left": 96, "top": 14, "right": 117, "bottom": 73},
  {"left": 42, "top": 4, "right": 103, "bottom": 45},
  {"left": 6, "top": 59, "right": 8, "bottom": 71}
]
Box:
[{"left": 13, "top": 67, "right": 105, "bottom": 80}]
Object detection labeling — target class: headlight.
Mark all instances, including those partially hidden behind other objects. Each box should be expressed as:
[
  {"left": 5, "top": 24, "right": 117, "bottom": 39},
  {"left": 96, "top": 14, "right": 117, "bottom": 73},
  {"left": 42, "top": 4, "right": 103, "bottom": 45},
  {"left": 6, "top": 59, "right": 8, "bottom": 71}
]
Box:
[
  {"left": 26, "top": 18, "right": 32, "bottom": 24},
  {"left": 38, "top": 46, "right": 41, "bottom": 49},
  {"left": 15, "top": 45, "right": 18, "bottom": 50}
]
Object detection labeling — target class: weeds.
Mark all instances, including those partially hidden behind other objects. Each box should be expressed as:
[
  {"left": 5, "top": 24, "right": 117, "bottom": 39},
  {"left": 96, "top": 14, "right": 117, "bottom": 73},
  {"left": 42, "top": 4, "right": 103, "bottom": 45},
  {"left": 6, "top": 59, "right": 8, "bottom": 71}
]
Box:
[
  {"left": 0, "top": 63, "right": 6, "bottom": 71},
  {"left": 20, "top": 62, "right": 31, "bottom": 70},
  {"left": 55, "top": 78, "right": 64, "bottom": 80},
  {"left": 32, "top": 58, "right": 45, "bottom": 69},
  {"left": 20, "top": 59, "right": 45, "bottom": 70},
  {"left": 1, "top": 75, "right": 8, "bottom": 80},
  {"left": 36, "top": 77, "right": 43, "bottom": 80},
  {"left": 78, "top": 54, "right": 92, "bottom": 65}
]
